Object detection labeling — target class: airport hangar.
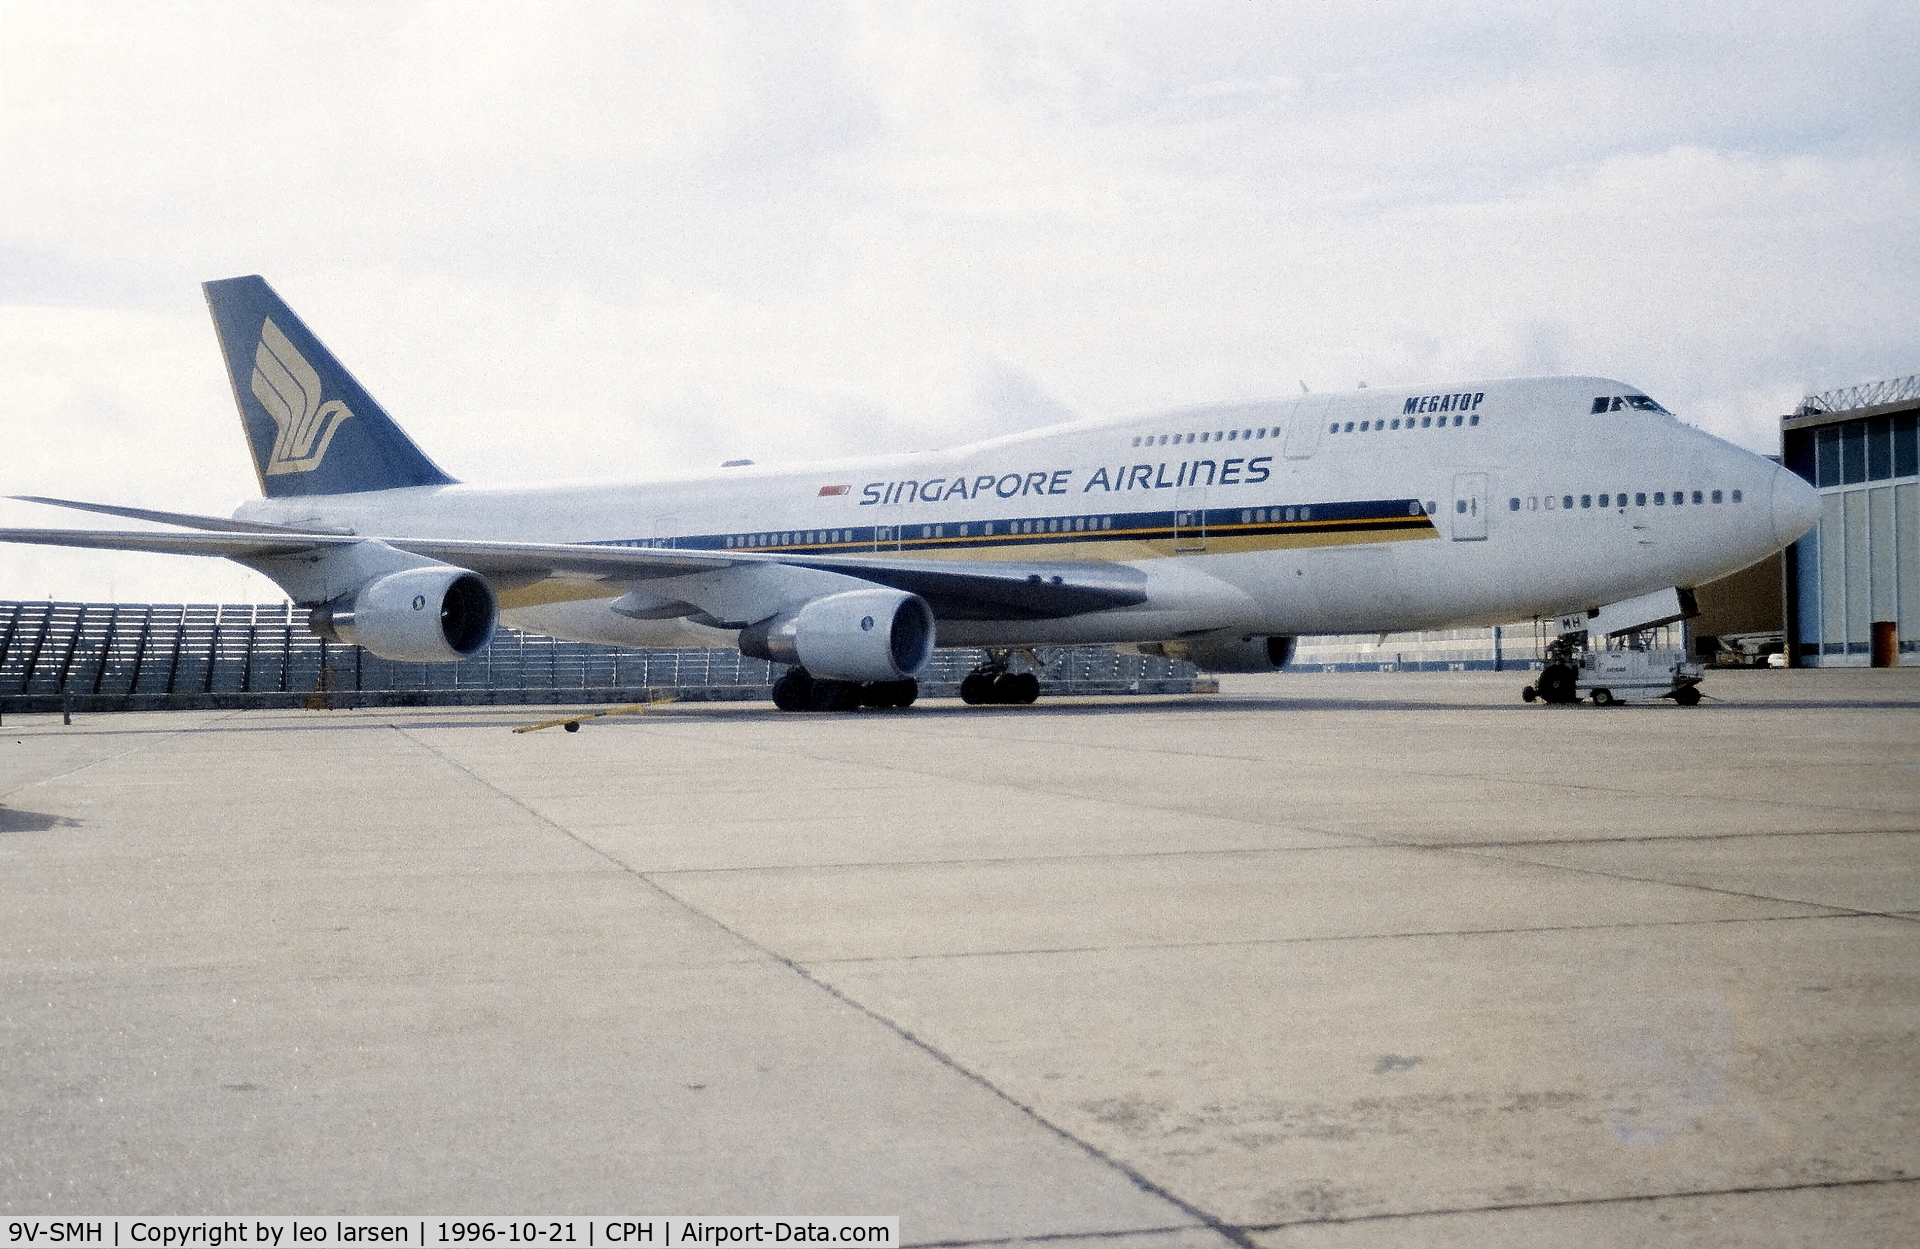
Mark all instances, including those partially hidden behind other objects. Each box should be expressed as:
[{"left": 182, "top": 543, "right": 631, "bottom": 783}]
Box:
[{"left": 1782, "top": 373, "right": 1920, "bottom": 668}]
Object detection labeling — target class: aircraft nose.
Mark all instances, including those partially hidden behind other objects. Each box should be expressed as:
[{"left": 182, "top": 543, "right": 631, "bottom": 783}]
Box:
[{"left": 1770, "top": 463, "right": 1821, "bottom": 547}]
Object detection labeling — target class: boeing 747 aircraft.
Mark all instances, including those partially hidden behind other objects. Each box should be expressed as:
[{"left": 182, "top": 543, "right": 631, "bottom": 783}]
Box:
[{"left": 1, "top": 276, "right": 1820, "bottom": 710}]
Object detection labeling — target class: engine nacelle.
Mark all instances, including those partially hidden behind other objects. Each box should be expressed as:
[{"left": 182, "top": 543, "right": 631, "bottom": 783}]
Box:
[
  {"left": 738, "top": 588, "right": 935, "bottom": 682},
  {"left": 309, "top": 566, "right": 498, "bottom": 662},
  {"left": 1138, "top": 635, "right": 1295, "bottom": 673}
]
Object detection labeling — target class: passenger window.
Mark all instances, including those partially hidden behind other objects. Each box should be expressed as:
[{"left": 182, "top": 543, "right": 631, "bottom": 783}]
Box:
[
  {"left": 1509, "top": 497, "right": 1520, "bottom": 510},
  {"left": 1456, "top": 500, "right": 1467, "bottom": 514},
  {"left": 1344, "top": 422, "right": 1355, "bottom": 432},
  {"left": 1581, "top": 495, "right": 1591, "bottom": 508},
  {"left": 1563, "top": 495, "right": 1574, "bottom": 509},
  {"left": 1453, "top": 415, "right": 1464, "bottom": 427},
  {"left": 1635, "top": 493, "right": 1646, "bottom": 506},
  {"left": 1732, "top": 489, "right": 1743, "bottom": 502},
  {"left": 1422, "top": 417, "right": 1432, "bottom": 428},
  {"left": 1655, "top": 492, "right": 1665, "bottom": 505},
  {"left": 1692, "top": 490, "right": 1703, "bottom": 504},
  {"left": 1711, "top": 490, "right": 1722, "bottom": 503},
  {"left": 1469, "top": 414, "right": 1479, "bottom": 426},
  {"left": 1329, "top": 423, "right": 1339, "bottom": 433},
  {"left": 1131, "top": 436, "right": 1141, "bottom": 447},
  {"left": 1359, "top": 421, "right": 1369, "bottom": 432},
  {"left": 1391, "top": 418, "right": 1400, "bottom": 429}
]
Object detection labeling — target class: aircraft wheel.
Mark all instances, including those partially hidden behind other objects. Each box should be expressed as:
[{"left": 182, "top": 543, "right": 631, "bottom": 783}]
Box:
[
  {"left": 563, "top": 721, "right": 580, "bottom": 732},
  {"left": 997, "top": 672, "right": 1040, "bottom": 705},
  {"left": 862, "top": 679, "right": 917, "bottom": 709},
  {"left": 1521, "top": 685, "right": 1537, "bottom": 703},
  {"left": 1591, "top": 688, "right": 1615, "bottom": 706},
  {"left": 960, "top": 673, "right": 994, "bottom": 705},
  {"left": 1673, "top": 685, "right": 1702, "bottom": 707},
  {"left": 1538, "top": 664, "right": 1578, "bottom": 704},
  {"left": 808, "top": 679, "right": 863, "bottom": 711},
  {"left": 772, "top": 668, "right": 814, "bottom": 712}
]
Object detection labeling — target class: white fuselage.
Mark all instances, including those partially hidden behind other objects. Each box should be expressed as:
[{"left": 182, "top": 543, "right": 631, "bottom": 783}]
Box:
[{"left": 235, "top": 376, "right": 1812, "bottom": 652}]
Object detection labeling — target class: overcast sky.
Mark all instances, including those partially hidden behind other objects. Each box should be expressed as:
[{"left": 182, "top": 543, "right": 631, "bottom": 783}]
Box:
[{"left": 2, "top": 1, "right": 1916, "bottom": 602}]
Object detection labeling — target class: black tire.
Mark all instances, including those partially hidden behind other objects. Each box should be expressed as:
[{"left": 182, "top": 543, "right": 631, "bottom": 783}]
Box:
[
  {"left": 1538, "top": 664, "right": 1578, "bottom": 704},
  {"left": 960, "top": 673, "right": 993, "bottom": 705},
  {"left": 1673, "top": 685, "right": 1702, "bottom": 706},
  {"left": 563, "top": 721, "right": 580, "bottom": 732},
  {"left": 1591, "top": 688, "right": 1614, "bottom": 706},
  {"left": 772, "top": 669, "right": 813, "bottom": 712},
  {"left": 997, "top": 672, "right": 1040, "bottom": 705},
  {"left": 808, "top": 679, "right": 862, "bottom": 711},
  {"left": 862, "top": 679, "right": 917, "bottom": 709},
  {"left": 1521, "top": 685, "right": 1537, "bottom": 703}
]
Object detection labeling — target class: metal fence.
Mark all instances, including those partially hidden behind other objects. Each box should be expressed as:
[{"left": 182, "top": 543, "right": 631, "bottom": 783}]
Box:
[{"left": 0, "top": 601, "right": 1197, "bottom": 712}]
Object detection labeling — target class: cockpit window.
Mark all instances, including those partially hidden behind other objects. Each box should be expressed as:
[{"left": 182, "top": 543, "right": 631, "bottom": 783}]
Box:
[{"left": 1591, "top": 394, "right": 1672, "bottom": 415}]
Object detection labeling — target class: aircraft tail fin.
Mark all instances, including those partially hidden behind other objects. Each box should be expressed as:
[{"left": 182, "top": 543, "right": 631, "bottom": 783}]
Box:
[{"left": 203, "top": 275, "right": 457, "bottom": 498}]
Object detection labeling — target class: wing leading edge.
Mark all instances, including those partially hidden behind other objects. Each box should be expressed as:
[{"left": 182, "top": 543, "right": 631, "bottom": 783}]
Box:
[{"left": 0, "top": 523, "right": 1147, "bottom": 621}]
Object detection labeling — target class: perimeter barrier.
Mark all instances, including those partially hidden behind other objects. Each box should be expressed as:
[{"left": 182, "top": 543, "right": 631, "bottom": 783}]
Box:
[{"left": 0, "top": 601, "right": 1199, "bottom": 712}]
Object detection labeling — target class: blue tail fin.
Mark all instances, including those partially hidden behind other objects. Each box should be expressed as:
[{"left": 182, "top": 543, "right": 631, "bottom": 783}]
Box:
[{"left": 203, "top": 275, "right": 457, "bottom": 497}]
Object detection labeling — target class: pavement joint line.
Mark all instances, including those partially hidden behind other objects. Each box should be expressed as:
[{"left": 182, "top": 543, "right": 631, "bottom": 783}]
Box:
[
  {"left": 390, "top": 723, "right": 1256, "bottom": 1249},
  {"left": 1444, "top": 843, "right": 1910, "bottom": 923},
  {"left": 797, "top": 910, "right": 1860, "bottom": 966},
  {"left": 659, "top": 719, "right": 1918, "bottom": 826},
  {"left": 1235, "top": 1172, "right": 1920, "bottom": 1233},
  {"left": 1439, "top": 827, "right": 1920, "bottom": 847},
  {"left": 423, "top": 716, "right": 1911, "bottom": 931},
  {"left": 636, "top": 826, "right": 1920, "bottom": 878},
  {"left": 1, "top": 712, "right": 239, "bottom": 802}
]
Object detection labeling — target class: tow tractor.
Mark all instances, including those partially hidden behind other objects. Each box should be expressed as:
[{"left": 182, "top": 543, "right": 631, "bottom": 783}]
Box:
[{"left": 1521, "top": 587, "right": 1706, "bottom": 707}]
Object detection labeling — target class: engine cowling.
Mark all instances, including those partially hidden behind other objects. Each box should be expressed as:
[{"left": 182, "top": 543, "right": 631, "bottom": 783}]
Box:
[
  {"left": 1140, "top": 635, "right": 1295, "bottom": 673},
  {"left": 738, "top": 588, "right": 935, "bottom": 682},
  {"left": 309, "top": 566, "right": 498, "bottom": 662}
]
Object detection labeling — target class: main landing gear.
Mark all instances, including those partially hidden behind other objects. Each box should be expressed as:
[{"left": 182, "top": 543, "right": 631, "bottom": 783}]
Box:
[
  {"left": 958, "top": 652, "right": 1041, "bottom": 706},
  {"left": 771, "top": 667, "right": 918, "bottom": 713}
]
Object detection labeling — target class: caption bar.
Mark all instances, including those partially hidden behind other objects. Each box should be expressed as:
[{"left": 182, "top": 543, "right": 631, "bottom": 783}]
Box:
[{"left": 3, "top": 1223, "right": 897, "bottom": 1249}]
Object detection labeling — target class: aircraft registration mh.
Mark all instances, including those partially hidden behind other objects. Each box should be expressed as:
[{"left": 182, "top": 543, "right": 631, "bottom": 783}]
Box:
[{"left": 0, "top": 276, "right": 1819, "bottom": 711}]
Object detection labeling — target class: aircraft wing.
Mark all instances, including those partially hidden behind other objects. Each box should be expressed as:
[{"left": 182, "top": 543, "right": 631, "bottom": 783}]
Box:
[{"left": 0, "top": 526, "right": 1147, "bottom": 620}]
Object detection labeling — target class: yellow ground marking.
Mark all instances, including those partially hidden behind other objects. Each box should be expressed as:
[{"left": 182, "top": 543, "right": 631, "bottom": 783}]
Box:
[{"left": 512, "top": 693, "right": 678, "bottom": 734}]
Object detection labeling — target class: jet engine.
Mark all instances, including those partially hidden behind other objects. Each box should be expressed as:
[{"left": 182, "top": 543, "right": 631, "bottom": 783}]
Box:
[
  {"left": 738, "top": 588, "right": 935, "bottom": 682},
  {"left": 308, "top": 565, "right": 498, "bottom": 662},
  {"left": 1138, "top": 635, "right": 1295, "bottom": 673}
]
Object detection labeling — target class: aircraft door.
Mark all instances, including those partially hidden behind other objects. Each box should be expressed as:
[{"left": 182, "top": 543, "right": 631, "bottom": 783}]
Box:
[
  {"left": 1450, "top": 473, "right": 1488, "bottom": 541},
  {"left": 871, "top": 500, "right": 903, "bottom": 552},
  {"left": 1174, "top": 476, "right": 1207, "bottom": 552},
  {"left": 1284, "top": 398, "right": 1332, "bottom": 460}
]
